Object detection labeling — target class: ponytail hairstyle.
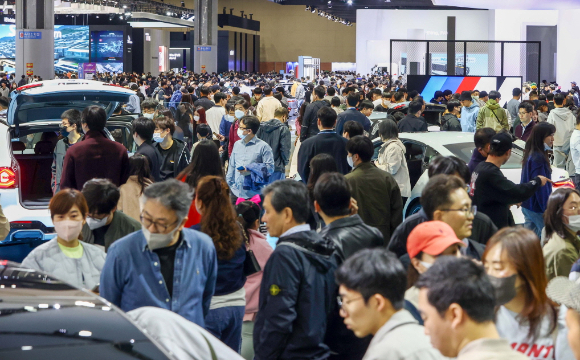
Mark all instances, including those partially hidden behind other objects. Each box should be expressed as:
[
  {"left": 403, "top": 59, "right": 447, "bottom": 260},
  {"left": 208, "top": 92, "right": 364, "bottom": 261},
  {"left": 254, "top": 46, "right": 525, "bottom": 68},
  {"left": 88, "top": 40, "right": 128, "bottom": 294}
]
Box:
[
  {"left": 235, "top": 201, "right": 261, "bottom": 240},
  {"left": 196, "top": 176, "right": 242, "bottom": 260}
]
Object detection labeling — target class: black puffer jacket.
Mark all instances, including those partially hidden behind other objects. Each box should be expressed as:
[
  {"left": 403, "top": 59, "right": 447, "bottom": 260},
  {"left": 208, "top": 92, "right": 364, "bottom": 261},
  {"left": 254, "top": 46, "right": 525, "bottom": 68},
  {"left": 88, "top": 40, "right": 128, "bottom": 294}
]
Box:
[
  {"left": 254, "top": 230, "right": 337, "bottom": 360},
  {"left": 300, "top": 100, "right": 330, "bottom": 142},
  {"left": 441, "top": 113, "right": 462, "bottom": 131},
  {"left": 256, "top": 119, "right": 291, "bottom": 173}
]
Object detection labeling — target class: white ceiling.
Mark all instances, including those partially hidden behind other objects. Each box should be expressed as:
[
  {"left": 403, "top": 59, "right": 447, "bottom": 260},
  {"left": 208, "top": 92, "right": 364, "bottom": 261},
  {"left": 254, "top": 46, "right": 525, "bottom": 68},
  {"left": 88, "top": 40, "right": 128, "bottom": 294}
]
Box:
[{"left": 433, "top": 0, "right": 580, "bottom": 10}]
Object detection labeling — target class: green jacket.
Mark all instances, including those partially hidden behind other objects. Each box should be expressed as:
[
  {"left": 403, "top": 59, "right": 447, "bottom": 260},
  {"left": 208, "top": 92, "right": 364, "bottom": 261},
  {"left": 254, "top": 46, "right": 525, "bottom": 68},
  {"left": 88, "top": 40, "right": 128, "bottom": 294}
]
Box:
[
  {"left": 543, "top": 229, "right": 580, "bottom": 281},
  {"left": 476, "top": 99, "right": 509, "bottom": 132},
  {"left": 81, "top": 210, "right": 141, "bottom": 252},
  {"left": 345, "top": 162, "right": 403, "bottom": 243}
]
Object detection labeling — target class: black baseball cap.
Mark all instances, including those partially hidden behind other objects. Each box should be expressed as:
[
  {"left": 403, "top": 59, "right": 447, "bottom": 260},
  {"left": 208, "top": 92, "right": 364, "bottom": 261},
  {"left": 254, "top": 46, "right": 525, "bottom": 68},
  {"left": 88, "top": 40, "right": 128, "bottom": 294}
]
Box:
[{"left": 490, "top": 132, "right": 514, "bottom": 154}]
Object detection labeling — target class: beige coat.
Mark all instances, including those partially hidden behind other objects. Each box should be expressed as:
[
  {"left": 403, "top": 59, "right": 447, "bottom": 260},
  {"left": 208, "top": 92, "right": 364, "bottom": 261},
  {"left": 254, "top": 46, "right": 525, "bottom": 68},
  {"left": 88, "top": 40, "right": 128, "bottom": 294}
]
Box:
[
  {"left": 256, "top": 96, "right": 282, "bottom": 122},
  {"left": 376, "top": 139, "right": 412, "bottom": 197},
  {"left": 118, "top": 175, "right": 153, "bottom": 222}
]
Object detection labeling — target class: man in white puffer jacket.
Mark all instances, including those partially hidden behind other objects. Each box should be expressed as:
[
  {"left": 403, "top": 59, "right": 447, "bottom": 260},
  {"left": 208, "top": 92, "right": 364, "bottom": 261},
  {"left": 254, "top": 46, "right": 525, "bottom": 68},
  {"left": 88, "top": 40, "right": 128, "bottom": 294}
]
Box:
[{"left": 548, "top": 93, "right": 575, "bottom": 168}]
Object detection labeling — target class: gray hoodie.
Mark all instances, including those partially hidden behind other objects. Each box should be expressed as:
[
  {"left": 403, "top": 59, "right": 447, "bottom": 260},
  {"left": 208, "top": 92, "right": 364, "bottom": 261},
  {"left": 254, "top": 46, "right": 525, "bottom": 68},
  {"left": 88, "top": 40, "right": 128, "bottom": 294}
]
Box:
[
  {"left": 256, "top": 119, "right": 291, "bottom": 173},
  {"left": 548, "top": 107, "right": 575, "bottom": 147}
]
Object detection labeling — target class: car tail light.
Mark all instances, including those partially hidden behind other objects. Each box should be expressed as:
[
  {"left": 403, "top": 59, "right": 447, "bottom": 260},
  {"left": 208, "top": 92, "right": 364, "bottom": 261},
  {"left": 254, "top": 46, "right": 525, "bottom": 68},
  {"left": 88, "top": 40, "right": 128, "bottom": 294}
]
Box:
[
  {"left": 16, "top": 83, "right": 43, "bottom": 92},
  {"left": 553, "top": 179, "right": 575, "bottom": 189},
  {"left": 0, "top": 167, "right": 16, "bottom": 188}
]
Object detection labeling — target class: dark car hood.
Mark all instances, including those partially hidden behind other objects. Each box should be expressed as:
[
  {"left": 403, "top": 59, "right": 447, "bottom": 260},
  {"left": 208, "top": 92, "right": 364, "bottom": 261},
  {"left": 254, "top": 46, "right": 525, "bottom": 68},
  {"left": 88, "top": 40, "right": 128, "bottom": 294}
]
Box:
[{"left": 0, "top": 262, "right": 172, "bottom": 359}]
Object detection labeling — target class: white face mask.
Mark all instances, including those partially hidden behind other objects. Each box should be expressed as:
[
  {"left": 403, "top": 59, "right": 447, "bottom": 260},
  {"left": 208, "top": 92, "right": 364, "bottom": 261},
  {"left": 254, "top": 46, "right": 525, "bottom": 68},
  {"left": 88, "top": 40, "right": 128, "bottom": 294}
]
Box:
[
  {"left": 54, "top": 220, "right": 83, "bottom": 242},
  {"left": 142, "top": 225, "right": 180, "bottom": 251},
  {"left": 225, "top": 115, "right": 235, "bottom": 122},
  {"left": 566, "top": 214, "right": 580, "bottom": 232},
  {"left": 143, "top": 112, "right": 154, "bottom": 119},
  {"left": 419, "top": 260, "right": 433, "bottom": 271},
  {"left": 237, "top": 128, "right": 247, "bottom": 140},
  {"left": 235, "top": 110, "right": 245, "bottom": 119},
  {"left": 153, "top": 132, "right": 165, "bottom": 143},
  {"left": 86, "top": 216, "right": 109, "bottom": 230},
  {"left": 347, "top": 155, "right": 354, "bottom": 168},
  {"left": 193, "top": 115, "right": 200, "bottom": 122}
]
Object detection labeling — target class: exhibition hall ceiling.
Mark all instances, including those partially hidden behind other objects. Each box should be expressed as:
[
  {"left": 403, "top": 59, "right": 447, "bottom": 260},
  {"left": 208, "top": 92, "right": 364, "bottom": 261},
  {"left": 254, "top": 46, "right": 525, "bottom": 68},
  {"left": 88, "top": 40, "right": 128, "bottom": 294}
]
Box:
[{"left": 268, "top": 0, "right": 480, "bottom": 23}]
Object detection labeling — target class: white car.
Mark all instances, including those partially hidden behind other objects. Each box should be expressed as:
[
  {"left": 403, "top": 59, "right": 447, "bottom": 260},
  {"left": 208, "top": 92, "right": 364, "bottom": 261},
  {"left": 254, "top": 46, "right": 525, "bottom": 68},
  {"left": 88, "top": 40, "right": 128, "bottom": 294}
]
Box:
[
  {"left": 0, "top": 80, "right": 136, "bottom": 263},
  {"left": 372, "top": 132, "right": 571, "bottom": 224}
]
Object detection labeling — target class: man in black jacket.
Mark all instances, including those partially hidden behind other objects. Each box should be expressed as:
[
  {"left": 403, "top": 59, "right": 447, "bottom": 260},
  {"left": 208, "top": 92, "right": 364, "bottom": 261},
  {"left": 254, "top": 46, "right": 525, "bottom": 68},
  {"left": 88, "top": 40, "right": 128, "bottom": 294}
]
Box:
[
  {"left": 132, "top": 117, "right": 163, "bottom": 182},
  {"left": 256, "top": 107, "right": 291, "bottom": 182},
  {"left": 193, "top": 86, "right": 214, "bottom": 111},
  {"left": 397, "top": 100, "right": 428, "bottom": 133},
  {"left": 388, "top": 155, "right": 498, "bottom": 258},
  {"left": 152, "top": 117, "right": 190, "bottom": 180},
  {"left": 255, "top": 180, "right": 337, "bottom": 360},
  {"left": 441, "top": 100, "right": 462, "bottom": 131},
  {"left": 297, "top": 106, "right": 349, "bottom": 182},
  {"left": 300, "top": 85, "right": 330, "bottom": 142},
  {"left": 470, "top": 132, "right": 550, "bottom": 228},
  {"left": 335, "top": 93, "right": 371, "bottom": 136},
  {"left": 316, "top": 172, "right": 383, "bottom": 360}
]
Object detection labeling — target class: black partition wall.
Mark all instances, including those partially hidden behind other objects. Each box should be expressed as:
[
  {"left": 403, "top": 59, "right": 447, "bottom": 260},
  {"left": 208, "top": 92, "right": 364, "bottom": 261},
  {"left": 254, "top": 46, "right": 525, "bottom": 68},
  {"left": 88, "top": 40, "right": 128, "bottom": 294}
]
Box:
[{"left": 217, "top": 30, "right": 260, "bottom": 73}]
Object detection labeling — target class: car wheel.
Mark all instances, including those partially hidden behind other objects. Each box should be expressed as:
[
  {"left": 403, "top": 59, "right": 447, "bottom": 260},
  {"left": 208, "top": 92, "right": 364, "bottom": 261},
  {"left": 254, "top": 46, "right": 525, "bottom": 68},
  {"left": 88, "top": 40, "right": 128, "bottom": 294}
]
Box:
[{"left": 406, "top": 200, "right": 422, "bottom": 218}]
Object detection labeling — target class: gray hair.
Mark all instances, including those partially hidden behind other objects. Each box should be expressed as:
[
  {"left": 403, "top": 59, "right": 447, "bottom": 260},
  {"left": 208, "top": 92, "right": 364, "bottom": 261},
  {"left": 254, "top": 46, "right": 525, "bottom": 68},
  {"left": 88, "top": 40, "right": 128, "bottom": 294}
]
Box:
[{"left": 141, "top": 179, "right": 192, "bottom": 221}]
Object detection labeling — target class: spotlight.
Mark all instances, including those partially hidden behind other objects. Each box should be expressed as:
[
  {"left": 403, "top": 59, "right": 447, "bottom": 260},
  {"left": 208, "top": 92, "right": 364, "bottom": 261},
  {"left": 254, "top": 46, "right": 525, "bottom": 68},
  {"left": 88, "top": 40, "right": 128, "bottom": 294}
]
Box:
[
  {"left": 181, "top": 0, "right": 184, "bottom": 6},
  {"left": 167, "top": 11, "right": 171, "bottom": 15},
  {"left": 122, "top": 5, "right": 126, "bottom": 8},
  {"left": 347, "top": 0, "right": 352, "bottom": 4},
  {"left": 109, "top": 13, "right": 114, "bottom": 20},
  {"left": 310, "top": 7, "right": 316, "bottom": 13}
]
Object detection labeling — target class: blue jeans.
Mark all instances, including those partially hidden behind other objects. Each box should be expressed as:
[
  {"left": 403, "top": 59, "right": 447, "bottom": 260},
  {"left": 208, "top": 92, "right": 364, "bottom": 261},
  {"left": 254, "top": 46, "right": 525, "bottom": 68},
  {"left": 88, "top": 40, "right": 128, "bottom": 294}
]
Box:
[
  {"left": 269, "top": 171, "right": 286, "bottom": 183},
  {"left": 205, "top": 306, "right": 245, "bottom": 352},
  {"left": 522, "top": 207, "right": 544, "bottom": 239}
]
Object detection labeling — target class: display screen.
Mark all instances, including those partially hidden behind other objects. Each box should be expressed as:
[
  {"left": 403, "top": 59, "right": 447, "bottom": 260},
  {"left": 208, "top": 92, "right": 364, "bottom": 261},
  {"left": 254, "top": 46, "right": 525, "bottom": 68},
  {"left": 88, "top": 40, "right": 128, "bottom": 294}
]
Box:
[
  {"left": 95, "top": 62, "right": 123, "bottom": 73},
  {"left": 90, "top": 31, "right": 123, "bottom": 62},
  {"left": 0, "top": 25, "right": 89, "bottom": 73},
  {"left": 407, "top": 75, "right": 522, "bottom": 107}
]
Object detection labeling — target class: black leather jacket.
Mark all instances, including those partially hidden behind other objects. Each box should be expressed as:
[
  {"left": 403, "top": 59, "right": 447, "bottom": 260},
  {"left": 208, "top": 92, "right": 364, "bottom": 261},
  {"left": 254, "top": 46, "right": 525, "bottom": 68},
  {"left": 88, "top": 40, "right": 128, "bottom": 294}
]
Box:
[
  {"left": 319, "top": 214, "right": 384, "bottom": 263},
  {"left": 320, "top": 215, "right": 383, "bottom": 359}
]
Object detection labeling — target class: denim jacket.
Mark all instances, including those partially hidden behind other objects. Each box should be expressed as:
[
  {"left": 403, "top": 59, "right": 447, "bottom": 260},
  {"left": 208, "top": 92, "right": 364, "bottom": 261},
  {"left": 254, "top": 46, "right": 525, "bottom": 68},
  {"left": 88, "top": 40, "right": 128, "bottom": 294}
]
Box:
[
  {"left": 226, "top": 136, "right": 274, "bottom": 199},
  {"left": 100, "top": 228, "right": 218, "bottom": 328}
]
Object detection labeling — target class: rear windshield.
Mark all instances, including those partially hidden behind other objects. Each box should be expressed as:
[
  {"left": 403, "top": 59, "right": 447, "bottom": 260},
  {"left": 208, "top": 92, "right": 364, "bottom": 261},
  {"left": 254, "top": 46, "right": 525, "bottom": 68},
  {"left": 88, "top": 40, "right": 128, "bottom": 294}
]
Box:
[
  {"left": 15, "top": 101, "right": 112, "bottom": 124},
  {"left": 444, "top": 142, "right": 523, "bottom": 169}
]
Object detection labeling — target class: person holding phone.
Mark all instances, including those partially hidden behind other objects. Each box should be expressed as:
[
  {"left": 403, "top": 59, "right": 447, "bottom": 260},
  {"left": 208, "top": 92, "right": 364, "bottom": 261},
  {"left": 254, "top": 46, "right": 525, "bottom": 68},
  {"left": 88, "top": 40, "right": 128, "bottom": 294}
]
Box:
[{"left": 226, "top": 116, "right": 274, "bottom": 204}]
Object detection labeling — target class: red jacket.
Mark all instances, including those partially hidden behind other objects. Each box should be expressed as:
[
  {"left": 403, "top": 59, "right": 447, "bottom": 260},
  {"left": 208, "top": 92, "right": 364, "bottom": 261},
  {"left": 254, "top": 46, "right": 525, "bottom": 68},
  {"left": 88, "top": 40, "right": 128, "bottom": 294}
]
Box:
[
  {"left": 228, "top": 120, "right": 240, "bottom": 157},
  {"left": 60, "top": 130, "right": 130, "bottom": 190}
]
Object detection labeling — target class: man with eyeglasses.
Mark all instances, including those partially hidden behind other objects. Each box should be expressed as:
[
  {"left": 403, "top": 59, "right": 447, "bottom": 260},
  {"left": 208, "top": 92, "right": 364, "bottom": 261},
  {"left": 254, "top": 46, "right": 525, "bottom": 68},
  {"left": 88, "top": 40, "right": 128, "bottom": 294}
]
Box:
[
  {"left": 226, "top": 115, "right": 274, "bottom": 203},
  {"left": 514, "top": 102, "right": 536, "bottom": 141},
  {"left": 334, "top": 248, "right": 443, "bottom": 360},
  {"left": 100, "top": 179, "right": 218, "bottom": 328}
]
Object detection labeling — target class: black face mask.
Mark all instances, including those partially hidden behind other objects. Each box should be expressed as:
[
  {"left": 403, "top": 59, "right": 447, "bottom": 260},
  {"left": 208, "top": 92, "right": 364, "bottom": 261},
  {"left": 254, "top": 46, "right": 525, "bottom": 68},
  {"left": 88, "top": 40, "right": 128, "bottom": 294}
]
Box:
[{"left": 488, "top": 274, "right": 517, "bottom": 306}]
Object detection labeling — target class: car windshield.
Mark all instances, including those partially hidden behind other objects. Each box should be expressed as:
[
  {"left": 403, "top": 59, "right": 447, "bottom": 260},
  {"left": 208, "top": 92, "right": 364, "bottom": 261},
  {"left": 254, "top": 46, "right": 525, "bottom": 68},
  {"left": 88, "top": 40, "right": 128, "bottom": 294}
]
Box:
[{"left": 443, "top": 142, "right": 523, "bottom": 169}]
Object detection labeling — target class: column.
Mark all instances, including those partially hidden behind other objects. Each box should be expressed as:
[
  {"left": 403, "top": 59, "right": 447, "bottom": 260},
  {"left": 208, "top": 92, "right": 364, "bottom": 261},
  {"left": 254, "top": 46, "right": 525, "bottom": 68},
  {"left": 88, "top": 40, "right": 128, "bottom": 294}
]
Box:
[
  {"left": 557, "top": 9, "right": 580, "bottom": 87},
  {"left": 15, "top": 0, "right": 54, "bottom": 80},
  {"left": 193, "top": 0, "right": 218, "bottom": 74}
]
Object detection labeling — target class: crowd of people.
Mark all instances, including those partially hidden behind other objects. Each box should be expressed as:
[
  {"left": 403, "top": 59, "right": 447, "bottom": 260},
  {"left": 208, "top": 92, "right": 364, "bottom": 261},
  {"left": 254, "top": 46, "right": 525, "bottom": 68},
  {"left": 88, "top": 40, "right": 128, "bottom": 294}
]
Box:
[{"left": 4, "top": 68, "right": 580, "bottom": 360}]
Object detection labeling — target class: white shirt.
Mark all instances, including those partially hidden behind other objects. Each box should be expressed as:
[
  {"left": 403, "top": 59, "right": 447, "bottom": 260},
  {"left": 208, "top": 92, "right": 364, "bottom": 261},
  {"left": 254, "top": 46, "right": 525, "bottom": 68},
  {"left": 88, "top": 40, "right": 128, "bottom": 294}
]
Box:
[
  {"left": 495, "top": 306, "right": 560, "bottom": 360},
  {"left": 205, "top": 106, "right": 226, "bottom": 139},
  {"left": 570, "top": 129, "right": 580, "bottom": 175},
  {"left": 280, "top": 224, "right": 310, "bottom": 238}
]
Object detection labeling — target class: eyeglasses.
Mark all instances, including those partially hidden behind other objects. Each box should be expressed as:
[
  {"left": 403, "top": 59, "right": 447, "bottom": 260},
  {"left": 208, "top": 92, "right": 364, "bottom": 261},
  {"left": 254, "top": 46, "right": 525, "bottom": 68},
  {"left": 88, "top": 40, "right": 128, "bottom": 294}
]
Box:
[
  {"left": 140, "top": 214, "right": 179, "bottom": 233},
  {"left": 439, "top": 205, "right": 477, "bottom": 217},
  {"left": 337, "top": 295, "right": 363, "bottom": 309}
]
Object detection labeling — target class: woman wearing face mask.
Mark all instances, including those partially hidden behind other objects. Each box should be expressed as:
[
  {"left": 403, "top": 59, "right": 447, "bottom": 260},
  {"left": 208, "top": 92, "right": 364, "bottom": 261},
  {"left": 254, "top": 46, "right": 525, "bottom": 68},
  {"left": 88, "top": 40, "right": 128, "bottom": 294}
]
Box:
[
  {"left": 218, "top": 103, "right": 236, "bottom": 157},
  {"left": 405, "top": 221, "right": 463, "bottom": 312},
  {"left": 236, "top": 200, "right": 273, "bottom": 360},
  {"left": 191, "top": 106, "right": 207, "bottom": 143},
  {"left": 227, "top": 100, "right": 248, "bottom": 158},
  {"left": 543, "top": 188, "right": 580, "bottom": 281},
  {"left": 192, "top": 176, "right": 246, "bottom": 352},
  {"left": 484, "top": 227, "right": 563, "bottom": 360},
  {"left": 520, "top": 122, "right": 556, "bottom": 238},
  {"left": 375, "top": 119, "right": 411, "bottom": 204},
  {"left": 21, "top": 189, "right": 106, "bottom": 290}
]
